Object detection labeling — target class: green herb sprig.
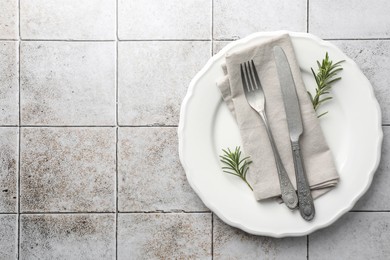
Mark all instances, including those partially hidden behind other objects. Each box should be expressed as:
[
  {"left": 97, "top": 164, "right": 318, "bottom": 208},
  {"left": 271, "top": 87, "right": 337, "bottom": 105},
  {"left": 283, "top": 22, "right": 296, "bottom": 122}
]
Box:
[
  {"left": 220, "top": 147, "right": 253, "bottom": 190},
  {"left": 308, "top": 52, "right": 344, "bottom": 118}
]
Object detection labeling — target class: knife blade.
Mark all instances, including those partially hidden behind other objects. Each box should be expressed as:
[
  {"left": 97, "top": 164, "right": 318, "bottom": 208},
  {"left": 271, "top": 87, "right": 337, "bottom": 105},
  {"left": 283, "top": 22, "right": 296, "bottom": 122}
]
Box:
[{"left": 273, "top": 45, "right": 315, "bottom": 221}]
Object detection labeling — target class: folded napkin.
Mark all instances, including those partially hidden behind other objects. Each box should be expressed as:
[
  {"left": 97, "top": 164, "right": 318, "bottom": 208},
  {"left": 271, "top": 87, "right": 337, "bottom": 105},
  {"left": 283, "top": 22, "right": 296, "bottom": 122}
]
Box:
[{"left": 217, "top": 34, "right": 339, "bottom": 201}]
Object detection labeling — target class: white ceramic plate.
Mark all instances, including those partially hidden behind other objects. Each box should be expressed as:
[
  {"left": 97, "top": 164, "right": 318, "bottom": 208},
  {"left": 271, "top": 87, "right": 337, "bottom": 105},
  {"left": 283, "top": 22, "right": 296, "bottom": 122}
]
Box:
[{"left": 178, "top": 31, "right": 383, "bottom": 237}]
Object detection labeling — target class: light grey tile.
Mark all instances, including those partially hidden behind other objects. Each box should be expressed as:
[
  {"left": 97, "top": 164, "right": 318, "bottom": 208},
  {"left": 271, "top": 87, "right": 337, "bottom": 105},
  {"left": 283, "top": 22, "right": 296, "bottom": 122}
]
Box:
[
  {"left": 20, "top": 0, "right": 115, "bottom": 40},
  {"left": 21, "top": 42, "right": 115, "bottom": 125},
  {"left": 117, "top": 213, "right": 212, "bottom": 259},
  {"left": 118, "top": 127, "right": 207, "bottom": 212},
  {"left": 0, "top": 214, "right": 17, "bottom": 259},
  {"left": 353, "top": 127, "right": 389, "bottom": 210},
  {"left": 213, "top": 40, "right": 233, "bottom": 55},
  {"left": 213, "top": 216, "right": 307, "bottom": 260},
  {"left": 20, "top": 214, "right": 115, "bottom": 260},
  {"left": 118, "top": 0, "right": 211, "bottom": 40},
  {"left": 309, "top": 212, "right": 390, "bottom": 260},
  {"left": 331, "top": 40, "right": 390, "bottom": 124},
  {"left": 213, "top": 0, "right": 307, "bottom": 40},
  {"left": 0, "top": 128, "right": 18, "bottom": 213},
  {"left": 20, "top": 128, "right": 116, "bottom": 212},
  {"left": 0, "top": 41, "right": 18, "bottom": 125},
  {"left": 118, "top": 41, "right": 210, "bottom": 125},
  {"left": 310, "top": 0, "right": 390, "bottom": 39},
  {"left": 0, "top": 0, "right": 18, "bottom": 39}
]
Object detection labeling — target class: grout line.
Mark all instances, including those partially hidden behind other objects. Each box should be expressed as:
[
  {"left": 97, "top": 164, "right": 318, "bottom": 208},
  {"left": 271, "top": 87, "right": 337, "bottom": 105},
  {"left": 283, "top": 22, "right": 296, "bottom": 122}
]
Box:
[
  {"left": 17, "top": 125, "right": 21, "bottom": 260},
  {"left": 18, "top": 0, "right": 21, "bottom": 40},
  {"left": 17, "top": 125, "right": 21, "bottom": 259},
  {"left": 115, "top": 1, "right": 119, "bottom": 259},
  {"left": 214, "top": 37, "right": 390, "bottom": 41},
  {"left": 18, "top": 39, "right": 212, "bottom": 42},
  {"left": 211, "top": 213, "right": 214, "bottom": 260},
  {"left": 20, "top": 39, "right": 115, "bottom": 42},
  {"left": 307, "top": 235, "right": 309, "bottom": 259},
  {"left": 2, "top": 125, "right": 179, "bottom": 128},
  {"left": 306, "top": 0, "right": 310, "bottom": 33},
  {"left": 119, "top": 38, "right": 212, "bottom": 41},
  {"left": 17, "top": 0, "right": 21, "bottom": 257},
  {"left": 350, "top": 210, "right": 390, "bottom": 212},
  {"left": 19, "top": 212, "right": 117, "bottom": 215},
  {"left": 3, "top": 124, "right": 386, "bottom": 128},
  {"left": 325, "top": 38, "right": 390, "bottom": 41},
  {"left": 8, "top": 210, "right": 390, "bottom": 215},
  {"left": 213, "top": 39, "right": 236, "bottom": 42},
  {"left": 8, "top": 123, "right": 388, "bottom": 128},
  {"left": 10, "top": 38, "right": 390, "bottom": 44},
  {"left": 116, "top": 45, "right": 119, "bottom": 126},
  {"left": 116, "top": 0, "right": 119, "bottom": 40},
  {"left": 118, "top": 211, "right": 211, "bottom": 214},
  {"left": 115, "top": 128, "right": 119, "bottom": 260},
  {"left": 4, "top": 123, "right": 386, "bottom": 128},
  {"left": 115, "top": 0, "right": 119, "bottom": 127},
  {"left": 118, "top": 125, "right": 178, "bottom": 127},
  {"left": 18, "top": 125, "right": 117, "bottom": 128},
  {"left": 211, "top": 0, "right": 214, "bottom": 55},
  {"left": 16, "top": 211, "right": 211, "bottom": 214},
  {"left": 0, "top": 39, "right": 19, "bottom": 41}
]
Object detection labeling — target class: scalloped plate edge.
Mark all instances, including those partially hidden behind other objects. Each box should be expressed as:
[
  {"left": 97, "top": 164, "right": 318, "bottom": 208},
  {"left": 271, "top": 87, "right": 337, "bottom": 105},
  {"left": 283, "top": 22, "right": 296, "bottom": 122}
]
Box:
[{"left": 178, "top": 30, "right": 383, "bottom": 237}]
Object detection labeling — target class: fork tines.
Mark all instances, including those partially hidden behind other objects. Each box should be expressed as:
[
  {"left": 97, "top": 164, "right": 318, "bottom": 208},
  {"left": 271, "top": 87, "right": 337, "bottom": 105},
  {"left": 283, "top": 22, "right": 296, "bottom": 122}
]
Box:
[{"left": 240, "top": 60, "right": 262, "bottom": 92}]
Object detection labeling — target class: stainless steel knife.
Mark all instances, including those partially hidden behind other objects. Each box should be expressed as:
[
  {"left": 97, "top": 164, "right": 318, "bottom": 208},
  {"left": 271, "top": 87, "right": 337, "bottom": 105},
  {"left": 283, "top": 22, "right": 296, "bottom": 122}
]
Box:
[{"left": 273, "top": 46, "right": 315, "bottom": 221}]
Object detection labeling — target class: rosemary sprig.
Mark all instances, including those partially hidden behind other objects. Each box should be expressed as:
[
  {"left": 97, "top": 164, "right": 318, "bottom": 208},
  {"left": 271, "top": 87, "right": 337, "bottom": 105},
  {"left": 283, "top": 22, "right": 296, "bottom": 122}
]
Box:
[
  {"left": 308, "top": 52, "right": 344, "bottom": 118},
  {"left": 220, "top": 146, "right": 253, "bottom": 190}
]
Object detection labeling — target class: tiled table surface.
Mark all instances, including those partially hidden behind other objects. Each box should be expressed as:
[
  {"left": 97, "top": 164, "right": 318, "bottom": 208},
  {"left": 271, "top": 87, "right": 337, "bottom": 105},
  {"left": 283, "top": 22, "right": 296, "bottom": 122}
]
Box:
[{"left": 0, "top": 0, "right": 389, "bottom": 259}]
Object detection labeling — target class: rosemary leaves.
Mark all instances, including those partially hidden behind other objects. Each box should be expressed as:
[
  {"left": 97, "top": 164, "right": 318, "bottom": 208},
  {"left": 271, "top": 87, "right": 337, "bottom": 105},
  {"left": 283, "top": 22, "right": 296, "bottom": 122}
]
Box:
[
  {"left": 308, "top": 52, "right": 344, "bottom": 118},
  {"left": 220, "top": 147, "right": 253, "bottom": 190}
]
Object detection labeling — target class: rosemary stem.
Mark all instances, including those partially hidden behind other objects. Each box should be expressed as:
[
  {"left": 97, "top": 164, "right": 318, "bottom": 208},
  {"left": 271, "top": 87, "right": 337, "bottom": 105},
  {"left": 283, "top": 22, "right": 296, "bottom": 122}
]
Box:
[{"left": 243, "top": 178, "right": 253, "bottom": 191}]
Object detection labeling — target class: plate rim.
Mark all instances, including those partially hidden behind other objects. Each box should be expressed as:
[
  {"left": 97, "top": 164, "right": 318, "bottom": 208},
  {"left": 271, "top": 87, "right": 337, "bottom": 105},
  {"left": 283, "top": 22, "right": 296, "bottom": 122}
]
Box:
[{"left": 178, "top": 30, "right": 383, "bottom": 237}]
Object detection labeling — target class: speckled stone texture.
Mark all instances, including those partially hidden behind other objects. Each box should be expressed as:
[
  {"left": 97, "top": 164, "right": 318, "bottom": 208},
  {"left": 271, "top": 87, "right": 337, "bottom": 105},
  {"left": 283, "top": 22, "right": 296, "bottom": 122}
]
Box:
[
  {"left": 0, "top": 128, "right": 18, "bottom": 212},
  {"left": 213, "top": 216, "right": 307, "bottom": 259},
  {"left": 354, "top": 127, "right": 390, "bottom": 210},
  {"left": 213, "top": 40, "right": 233, "bottom": 55},
  {"left": 213, "top": 0, "right": 307, "bottom": 40},
  {"left": 118, "top": 127, "right": 206, "bottom": 212},
  {"left": 332, "top": 40, "right": 390, "bottom": 125},
  {"left": 20, "top": 0, "right": 116, "bottom": 40},
  {"left": 310, "top": 0, "right": 390, "bottom": 39},
  {"left": 1, "top": 0, "right": 390, "bottom": 258},
  {"left": 20, "top": 41, "right": 116, "bottom": 126},
  {"left": 20, "top": 128, "right": 116, "bottom": 212},
  {"left": 117, "top": 213, "right": 212, "bottom": 259},
  {"left": 118, "top": 0, "right": 211, "bottom": 40},
  {"left": 0, "top": 41, "right": 18, "bottom": 125},
  {"left": 0, "top": 0, "right": 18, "bottom": 39},
  {"left": 309, "top": 212, "right": 390, "bottom": 259},
  {"left": 20, "top": 214, "right": 115, "bottom": 259},
  {"left": 118, "top": 41, "right": 210, "bottom": 125},
  {"left": 0, "top": 214, "right": 17, "bottom": 259}
]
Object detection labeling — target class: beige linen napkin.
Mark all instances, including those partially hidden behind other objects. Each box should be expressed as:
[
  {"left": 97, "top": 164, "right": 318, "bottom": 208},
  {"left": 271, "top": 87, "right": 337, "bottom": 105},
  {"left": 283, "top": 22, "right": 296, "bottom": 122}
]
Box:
[{"left": 217, "top": 34, "right": 339, "bottom": 201}]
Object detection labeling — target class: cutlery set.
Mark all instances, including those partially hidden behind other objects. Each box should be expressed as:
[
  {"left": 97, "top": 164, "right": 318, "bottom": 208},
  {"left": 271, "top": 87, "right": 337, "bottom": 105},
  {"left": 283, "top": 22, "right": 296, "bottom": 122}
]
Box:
[{"left": 240, "top": 46, "right": 315, "bottom": 221}]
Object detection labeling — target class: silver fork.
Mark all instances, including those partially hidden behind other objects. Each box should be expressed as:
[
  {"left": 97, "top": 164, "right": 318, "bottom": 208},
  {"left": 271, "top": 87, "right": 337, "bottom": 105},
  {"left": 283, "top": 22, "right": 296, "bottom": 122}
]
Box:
[{"left": 241, "top": 60, "right": 298, "bottom": 209}]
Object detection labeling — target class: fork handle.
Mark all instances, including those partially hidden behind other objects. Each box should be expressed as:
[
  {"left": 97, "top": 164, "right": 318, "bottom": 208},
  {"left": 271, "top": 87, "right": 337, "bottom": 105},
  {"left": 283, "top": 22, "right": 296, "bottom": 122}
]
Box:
[
  {"left": 291, "top": 141, "right": 315, "bottom": 221},
  {"left": 259, "top": 111, "right": 298, "bottom": 209}
]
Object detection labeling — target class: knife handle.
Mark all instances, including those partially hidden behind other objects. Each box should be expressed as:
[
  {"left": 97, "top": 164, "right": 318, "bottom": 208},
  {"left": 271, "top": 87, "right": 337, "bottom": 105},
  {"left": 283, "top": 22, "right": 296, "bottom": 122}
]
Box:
[{"left": 291, "top": 141, "right": 315, "bottom": 221}]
